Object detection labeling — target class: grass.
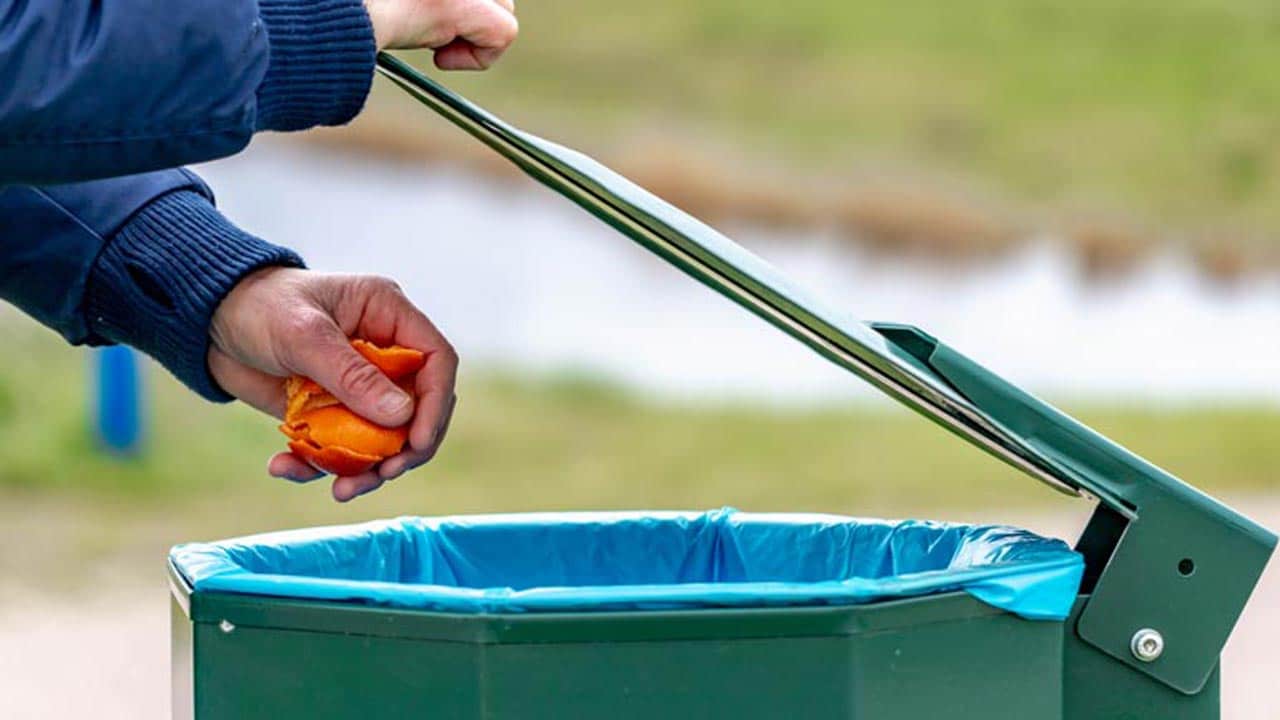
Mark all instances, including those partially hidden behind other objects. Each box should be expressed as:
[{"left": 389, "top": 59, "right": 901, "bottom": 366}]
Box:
[
  {"left": 2, "top": 312, "right": 1278, "bottom": 591},
  {"left": 331, "top": 1, "right": 1280, "bottom": 273}
]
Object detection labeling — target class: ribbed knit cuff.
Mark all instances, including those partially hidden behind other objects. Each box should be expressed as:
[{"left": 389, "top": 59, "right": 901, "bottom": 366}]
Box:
[
  {"left": 86, "top": 191, "right": 305, "bottom": 402},
  {"left": 254, "top": 0, "right": 377, "bottom": 132}
]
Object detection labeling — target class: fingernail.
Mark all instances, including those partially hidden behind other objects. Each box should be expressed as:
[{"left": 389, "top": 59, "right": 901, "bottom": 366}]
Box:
[{"left": 378, "top": 390, "right": 411, "bottom": 417}]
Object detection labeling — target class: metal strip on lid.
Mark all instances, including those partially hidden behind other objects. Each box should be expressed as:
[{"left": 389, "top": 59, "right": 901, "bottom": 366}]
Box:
[{"left": 374, "top": 52, "right": 1106, "bottom": 507}]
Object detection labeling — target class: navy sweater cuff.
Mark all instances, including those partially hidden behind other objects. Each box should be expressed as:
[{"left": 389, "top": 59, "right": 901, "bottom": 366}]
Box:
[
  {"left": 254, "top": 0, "right": 377, "bottom": 132},
  {"left": 86, "top": 191, "right": 305, "bottom": 402}
]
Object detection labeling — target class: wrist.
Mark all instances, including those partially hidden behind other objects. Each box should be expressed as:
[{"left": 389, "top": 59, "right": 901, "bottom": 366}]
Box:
[
  {"left": 362, "top": 0, "right": 392, "bottom": 51},
  {"left": 87, "top": 191, "right": 305, "bottom": 402},
  {"left": 209, "top": 265, "right": 296, "bottom": 354}
]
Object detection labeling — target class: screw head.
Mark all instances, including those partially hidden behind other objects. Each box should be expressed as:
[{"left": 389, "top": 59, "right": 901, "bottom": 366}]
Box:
[
  {"left": 1130, "top": 628, "right": 1164, "bottom": 662},
  {"left": 218, "top": 619, "right": 236, "bottom": 634}
]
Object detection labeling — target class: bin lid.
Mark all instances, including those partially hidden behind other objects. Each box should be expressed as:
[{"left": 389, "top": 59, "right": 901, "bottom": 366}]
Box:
[
  {"left": 374, "top": 54, "right": 1142, "bottom": 516},
  {"left": 170, "top": 510, "right": 1084, "bottom": 620},
  {"left": 373, "top": 54, "right": 1276, "bottom": 697}
]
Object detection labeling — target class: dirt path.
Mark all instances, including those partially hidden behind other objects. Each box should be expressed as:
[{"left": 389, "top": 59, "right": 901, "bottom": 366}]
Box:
[
  {"left": 2, "top": 498, "right": 1276, "bottom": 719},
  {"left": 0, "top": 585, "right": 170, "bottom": 719}
]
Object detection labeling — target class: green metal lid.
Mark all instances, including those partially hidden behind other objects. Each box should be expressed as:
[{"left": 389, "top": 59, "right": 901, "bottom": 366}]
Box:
[
  {"left": 378, "top": 53, "right": 1140, "bottom": 517},
  {"left": 376, "top": 52, "right": 1275, "bottom": 693}
]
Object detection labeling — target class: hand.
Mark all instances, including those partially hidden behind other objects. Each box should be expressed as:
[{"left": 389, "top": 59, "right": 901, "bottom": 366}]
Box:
[
  {"left": 208, "top": 268, "right": 459, "bottom": 501},
  {"left": 364, "top": 0, "right": 518, "bottom": 70}
]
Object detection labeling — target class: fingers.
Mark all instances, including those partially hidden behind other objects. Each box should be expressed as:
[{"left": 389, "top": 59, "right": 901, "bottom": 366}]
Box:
[
  {"left": 378, "top": 302, "right": 458, "bottom": 453},
  {"left": 405, "top": 341, "right": 458, "bottom": 455},
  {"left": 452, "top": 0, "right": 518, "bottom": 50},
  {"left": 434, "top": 39, "right": 495, "bottom": 71},
  {"left": 269, "top": 454, "right": 384, "bottom": 502},
  {"left": 267, "top": 452, "right": 325, "bottom": 483},
  {"left": 431, "top": 0, "right": 517, "bottom": 70},
  {"left": 281, "top": 312, "right": 415, "bottom": 427},
  {"left": 350, "top": 281, "right": 459, "bottom": 481},
  {"left": 354, "top": 280, "right": 458, "bottom": 454},
  {"left": 378, "top": 393, "right": 457, "bottom": 480},
  {"left": 332, "top": 472, "right": 385, "bottom": 502},
  {"left": 208, "top": 347, "right": 287, "bottom": 418}
]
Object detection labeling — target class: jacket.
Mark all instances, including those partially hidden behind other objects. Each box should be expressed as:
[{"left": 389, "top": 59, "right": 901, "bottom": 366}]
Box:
[{"left": 0, "top": 0, "right": 376, "bottom": 399}]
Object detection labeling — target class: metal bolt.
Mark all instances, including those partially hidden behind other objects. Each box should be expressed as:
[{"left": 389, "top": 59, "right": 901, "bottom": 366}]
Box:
[
  {"left": 1130, "top": 628, "right": 1164, "bottom": 662},
  {"left": 218, "top": 619, "right": 236, "bottom": 634}
]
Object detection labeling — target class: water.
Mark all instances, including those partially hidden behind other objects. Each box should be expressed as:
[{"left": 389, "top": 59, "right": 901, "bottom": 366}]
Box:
[{"left": 198, "top": 141, "right": 1280, "bottom": 406}]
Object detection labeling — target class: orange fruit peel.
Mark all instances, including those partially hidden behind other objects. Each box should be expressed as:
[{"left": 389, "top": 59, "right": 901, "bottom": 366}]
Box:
[
  {"left": 278, "top": 340, "right": 425, "bottom": 476},
  {"left": 285, "top": 440, "right": 383, "bottom": 477},
  {"left": 351, "top": 339, "right": 426, "bottom": 381}
]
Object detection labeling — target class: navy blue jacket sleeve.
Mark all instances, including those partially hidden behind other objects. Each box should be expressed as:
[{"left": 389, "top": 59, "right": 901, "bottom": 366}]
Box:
[
  {"left": 0, "top": 0, "right": 375, "bottom": 185},
  {"left": 0, "top": 172, "right": 303, "bottom": 401}
]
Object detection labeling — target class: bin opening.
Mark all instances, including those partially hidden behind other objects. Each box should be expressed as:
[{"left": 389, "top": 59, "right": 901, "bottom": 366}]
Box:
[{"left": 171, "top": 509, "right": 1083, "bottom": 620}]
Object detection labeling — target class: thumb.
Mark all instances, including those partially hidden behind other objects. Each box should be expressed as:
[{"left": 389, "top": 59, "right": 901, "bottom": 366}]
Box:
[{"left": 284, "top": 313, "right": 414, "bottom": 427}]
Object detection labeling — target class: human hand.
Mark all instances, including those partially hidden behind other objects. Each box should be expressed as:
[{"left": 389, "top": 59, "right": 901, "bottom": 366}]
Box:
[
  {"left": 364, "top": 0, "right": 518, "bottom": 70},
  {"left": 208, "top": 267, "right": 459, "bottom": 501}
]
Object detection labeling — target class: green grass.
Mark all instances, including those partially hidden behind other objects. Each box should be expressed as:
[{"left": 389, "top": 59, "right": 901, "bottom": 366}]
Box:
[
  {"left": 1, "top": 312, "right": 1277, "bottom": 590},
  {"left": 376, "top": 1, "right": 1280, "bottom": 254}
]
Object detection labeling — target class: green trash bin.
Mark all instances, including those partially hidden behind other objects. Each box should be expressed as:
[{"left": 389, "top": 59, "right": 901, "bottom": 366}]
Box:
[
  {"left": 170, "top": 55, "right": 1277, "bottom": 719},
  {"left": 169, "top": 511, "right": 1082, "bottom": 719}
]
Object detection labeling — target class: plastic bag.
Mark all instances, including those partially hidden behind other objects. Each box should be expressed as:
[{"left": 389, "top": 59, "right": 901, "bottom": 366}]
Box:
[{"left": 171, "top": 509, "right": 1082, "bottom": 620}]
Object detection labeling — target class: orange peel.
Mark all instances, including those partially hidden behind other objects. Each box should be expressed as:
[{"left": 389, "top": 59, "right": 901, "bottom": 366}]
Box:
[
  {"left": 351, "top": 339, "right": 426, "bottom": 381},
  {"left": 278, "top": 340, "right": 426, "bottom": 476}
]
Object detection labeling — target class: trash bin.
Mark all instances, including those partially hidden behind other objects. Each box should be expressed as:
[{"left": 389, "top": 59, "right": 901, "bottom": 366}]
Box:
[
  {"left": 169, "top": 56, "right": 1277, "bottom": 720},
  {"left": 169, "top": 510, "right": 1083, "bottom": 719}
]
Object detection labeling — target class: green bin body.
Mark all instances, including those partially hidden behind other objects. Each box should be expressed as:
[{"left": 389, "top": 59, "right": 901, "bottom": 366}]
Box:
[
  {"left": 171, "top": 580, "right": 1065, "bottom": 720},
  {"left": 167, "top": 511, "right": 1225, "bottom": 720}
]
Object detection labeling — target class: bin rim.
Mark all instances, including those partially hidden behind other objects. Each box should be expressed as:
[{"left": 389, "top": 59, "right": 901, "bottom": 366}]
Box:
[{"left": 170, "top": 509, "right": 1083, "bottom": 621}]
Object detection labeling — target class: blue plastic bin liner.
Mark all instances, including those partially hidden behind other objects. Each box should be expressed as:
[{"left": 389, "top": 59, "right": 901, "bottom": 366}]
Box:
[{"left": 170, "top": 509, "right": 1084, "bottom": 620}]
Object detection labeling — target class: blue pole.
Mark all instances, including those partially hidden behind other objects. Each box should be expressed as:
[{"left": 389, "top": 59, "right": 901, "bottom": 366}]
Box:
[{"left": 94, "top": 345, "right": 143, "bottom": 455}]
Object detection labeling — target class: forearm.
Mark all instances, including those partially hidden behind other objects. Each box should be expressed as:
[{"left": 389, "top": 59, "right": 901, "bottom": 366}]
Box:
[
  {"left": 0, "top": 175, "right": 303, "bottom": 399},
  {"left": 0, "top": 0, "right": 375, "bottom": 185}
]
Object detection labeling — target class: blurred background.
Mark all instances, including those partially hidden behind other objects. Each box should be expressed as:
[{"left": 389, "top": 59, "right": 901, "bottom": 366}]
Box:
[{"left": 3, "top": 2, "right": 1279, "bottom": 717}]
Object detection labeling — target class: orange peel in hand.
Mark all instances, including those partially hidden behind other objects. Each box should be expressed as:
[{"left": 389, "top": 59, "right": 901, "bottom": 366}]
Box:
[{"left": 278, "top": 340, "right": 426, "bottom": 476}]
